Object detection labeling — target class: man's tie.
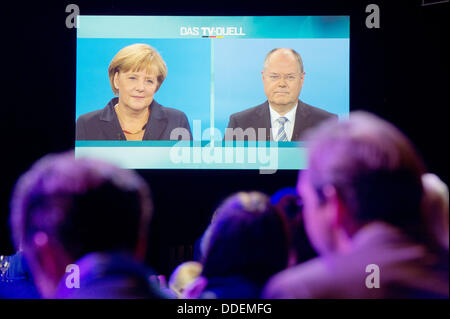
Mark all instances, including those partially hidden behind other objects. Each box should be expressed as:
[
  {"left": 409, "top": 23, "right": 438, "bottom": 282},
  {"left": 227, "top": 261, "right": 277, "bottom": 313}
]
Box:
[{"left": 276, "top": 117, "right": 288, "bottom": 141}]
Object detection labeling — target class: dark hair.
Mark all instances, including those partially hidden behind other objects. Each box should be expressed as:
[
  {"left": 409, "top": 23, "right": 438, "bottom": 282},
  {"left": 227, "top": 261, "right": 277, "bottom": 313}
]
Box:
[
  {"left": 201, "top": 192, "right": 290, "bottom": 284},
  {"left": 264, "top": 48, "right": 304, "bottom": 73},
  {"left": 10, "top": 152, "right": 152, "bottom": 261},
  {"left": 304, "top": 111, "right": 428, "bottom": 242}
]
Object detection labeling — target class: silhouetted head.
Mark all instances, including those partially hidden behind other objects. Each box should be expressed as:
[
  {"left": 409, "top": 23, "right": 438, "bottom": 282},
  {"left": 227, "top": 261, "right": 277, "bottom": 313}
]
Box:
[
  {"left": 201, "top": 191, "right": 290, "bottom": 285},
  {"left": 298, "top": 111, "right": 428, "bottom": 255}
]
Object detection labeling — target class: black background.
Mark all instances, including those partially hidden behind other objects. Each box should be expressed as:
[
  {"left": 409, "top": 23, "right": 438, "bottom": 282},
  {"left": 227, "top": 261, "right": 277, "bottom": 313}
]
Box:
[{"left": 1, "top": 0, "right": 448, "bottom": 277}]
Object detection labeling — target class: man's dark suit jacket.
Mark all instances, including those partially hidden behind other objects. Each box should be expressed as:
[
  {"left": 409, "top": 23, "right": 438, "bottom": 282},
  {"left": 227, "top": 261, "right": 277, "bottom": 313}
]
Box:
[
  {"left": 225, "top": 100, "right": 337, "bottom": 141},
  {"left": 76, "top": 97, "right": 192, "bottom": 140}
]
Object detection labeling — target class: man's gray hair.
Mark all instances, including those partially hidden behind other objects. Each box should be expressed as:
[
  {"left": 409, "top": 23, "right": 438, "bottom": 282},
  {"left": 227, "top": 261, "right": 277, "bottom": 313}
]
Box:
[{"left": 263, "top": 48, "right": 304, "bottom": 73}]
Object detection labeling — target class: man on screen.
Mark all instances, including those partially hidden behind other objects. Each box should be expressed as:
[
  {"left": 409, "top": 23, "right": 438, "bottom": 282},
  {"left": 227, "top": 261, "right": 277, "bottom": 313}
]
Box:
[{"left": 225, "top": 48, "right": 336, "bottom": 141}]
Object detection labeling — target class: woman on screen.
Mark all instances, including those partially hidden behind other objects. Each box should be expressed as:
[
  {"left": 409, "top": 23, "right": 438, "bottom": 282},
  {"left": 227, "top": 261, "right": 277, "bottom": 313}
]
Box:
[{"left": 76, "top": 43, "right": 192, "bottom": 141}]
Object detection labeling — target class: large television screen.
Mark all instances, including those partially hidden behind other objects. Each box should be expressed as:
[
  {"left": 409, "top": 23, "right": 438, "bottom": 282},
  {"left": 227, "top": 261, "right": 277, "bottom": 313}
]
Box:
[{"left": 75, "top": 16, "right": 349, "bottom": 172}]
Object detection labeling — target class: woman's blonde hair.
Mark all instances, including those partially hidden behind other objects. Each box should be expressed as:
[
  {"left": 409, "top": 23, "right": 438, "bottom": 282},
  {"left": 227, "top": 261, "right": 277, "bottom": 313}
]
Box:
[{"left": 108, "top": 43, "right": 167, "bottom": 95}]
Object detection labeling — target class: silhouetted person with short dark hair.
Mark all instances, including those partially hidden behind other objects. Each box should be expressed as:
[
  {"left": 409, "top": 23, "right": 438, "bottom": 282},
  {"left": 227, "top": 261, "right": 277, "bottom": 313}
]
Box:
[{"left": 10, "top": 152, "right": 168, "bottom": 299}]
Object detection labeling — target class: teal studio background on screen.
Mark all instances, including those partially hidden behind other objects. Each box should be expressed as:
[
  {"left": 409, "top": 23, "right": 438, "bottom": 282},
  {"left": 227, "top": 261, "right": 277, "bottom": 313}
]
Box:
[{"left": 75, "top": 16, "right": 349, "bottom": 170}]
